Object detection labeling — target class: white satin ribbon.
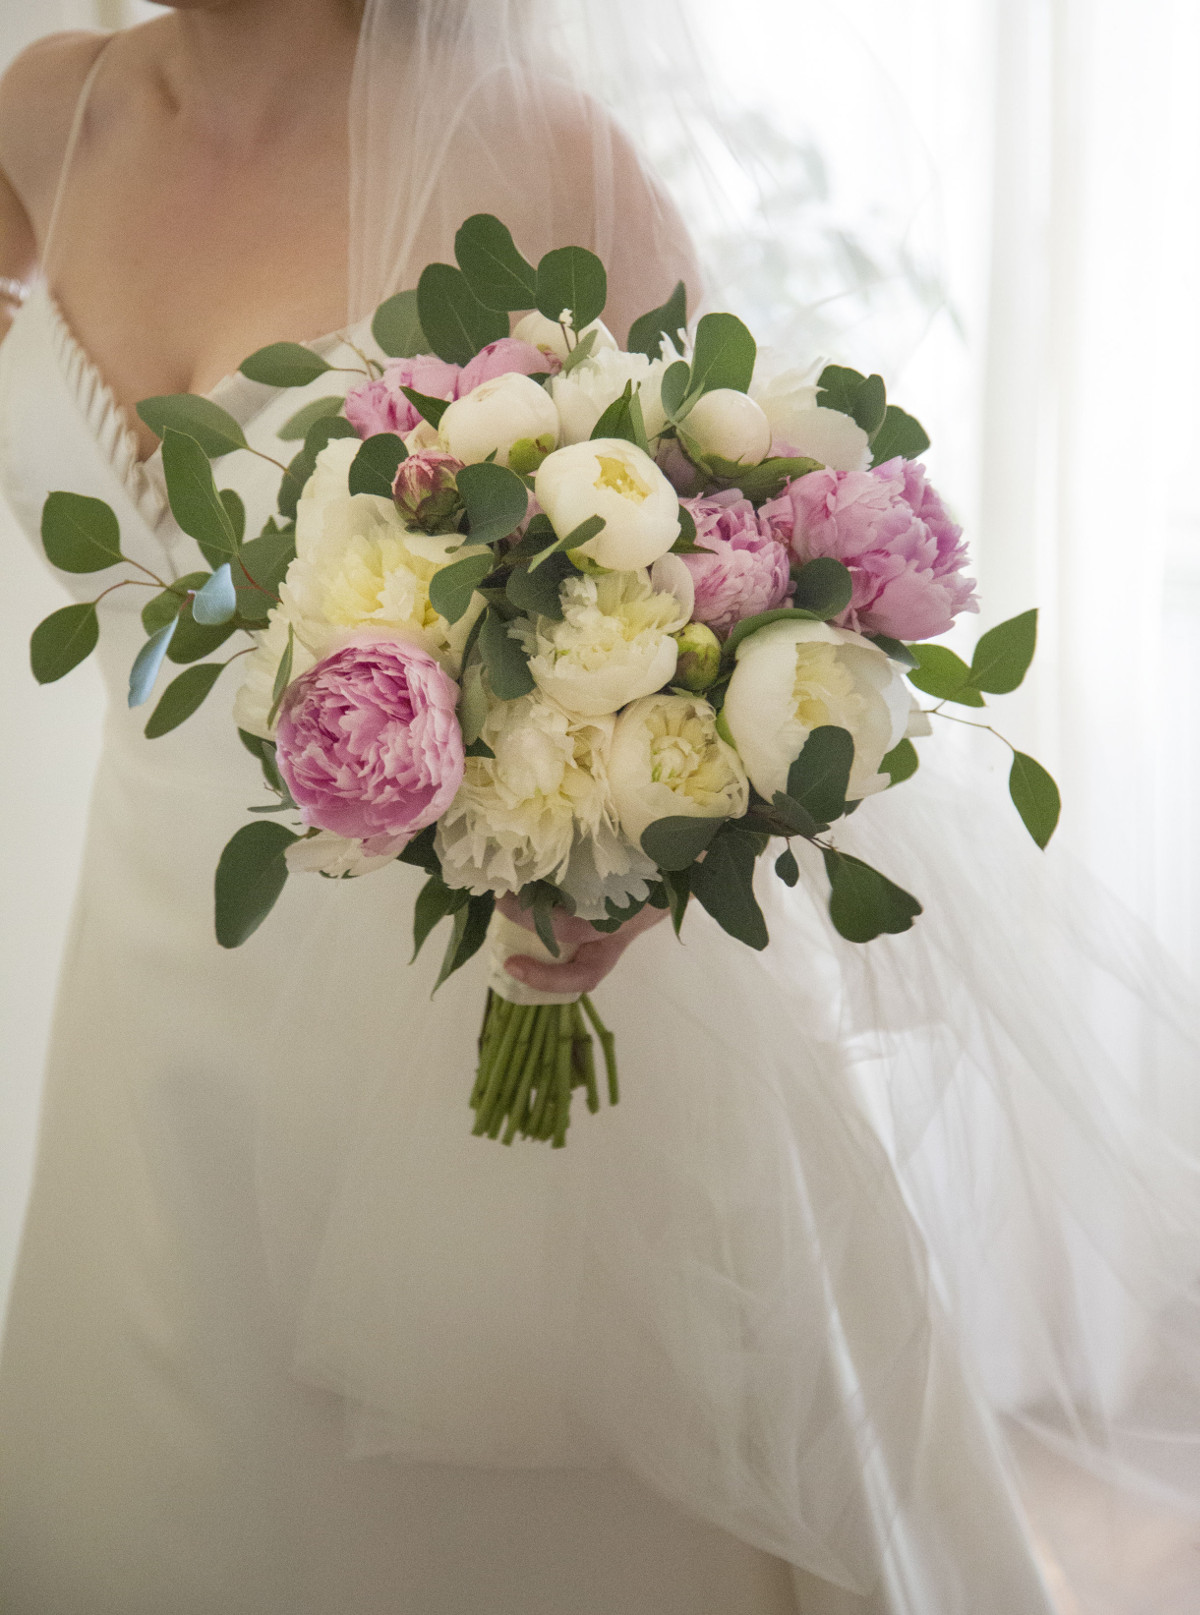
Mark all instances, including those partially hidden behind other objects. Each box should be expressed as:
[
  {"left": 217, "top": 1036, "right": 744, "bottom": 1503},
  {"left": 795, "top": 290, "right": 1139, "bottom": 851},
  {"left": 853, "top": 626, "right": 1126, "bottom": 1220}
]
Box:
[{"left": 484, "top": 911, "right": 580, "bottom": 1007}]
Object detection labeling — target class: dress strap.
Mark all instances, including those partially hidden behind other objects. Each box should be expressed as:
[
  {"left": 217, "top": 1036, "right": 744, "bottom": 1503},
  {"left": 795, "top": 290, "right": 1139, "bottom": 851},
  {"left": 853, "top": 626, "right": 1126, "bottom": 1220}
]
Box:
[{"left": 41, "top": 34, "right": 116, "bottom": 276}]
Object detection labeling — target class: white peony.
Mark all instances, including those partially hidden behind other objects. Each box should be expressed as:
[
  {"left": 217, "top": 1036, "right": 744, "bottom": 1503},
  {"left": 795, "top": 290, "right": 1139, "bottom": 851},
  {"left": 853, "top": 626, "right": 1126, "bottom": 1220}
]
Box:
[
  {"left": 609, "top": 693, "right": 749, "bottom": 847},
  {"left": 512, "top": 310, "right": 618, "bottom": 366},
  {"left": 534, "top": 438, "right": 680, "bottom": 572},
  {"left": 438, "top": 372, "right": 559, "bottom": 467},
  {"left": 285, "top": 831, "right": 400, "bottom": 878},
  {"left": 752, "top": 370, "right": 871, "bottom": 472},
  {"left": 434, "top": 691, "right": 655, "bottom": 920},
  {"left": 516, "top": 568, "right": 690, "bottom": 718},
  {"left": 722, "top": 619, "right": 910, "bottom": 804},
  {"left": 232, "top": 436, "right": 486, "bottom": 735},
  {"left": 681, "top": 388, "right": 772, "bottom": 466},
  {"left": 550, "top": 345, "right": 671, "bottom": 445}
]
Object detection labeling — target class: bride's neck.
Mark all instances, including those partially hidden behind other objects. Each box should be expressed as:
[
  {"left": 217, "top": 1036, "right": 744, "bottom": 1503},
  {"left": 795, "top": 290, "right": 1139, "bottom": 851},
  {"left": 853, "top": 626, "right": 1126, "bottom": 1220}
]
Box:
[{"left": 152, "top": 0, "right": 365, "bottom": 147}]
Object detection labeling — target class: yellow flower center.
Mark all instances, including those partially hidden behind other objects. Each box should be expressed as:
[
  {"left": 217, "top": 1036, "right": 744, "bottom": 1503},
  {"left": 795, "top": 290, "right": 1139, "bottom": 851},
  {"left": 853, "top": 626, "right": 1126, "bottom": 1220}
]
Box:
[{"left": 594, "top": 454, "right": 650, "bottom": 503}]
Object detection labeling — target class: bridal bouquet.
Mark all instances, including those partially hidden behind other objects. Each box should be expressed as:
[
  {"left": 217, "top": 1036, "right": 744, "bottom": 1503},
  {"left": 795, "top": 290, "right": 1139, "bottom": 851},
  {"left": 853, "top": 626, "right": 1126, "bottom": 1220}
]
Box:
[{"left": 31, "top": 214, "right": 1059, "bottom": 1146}]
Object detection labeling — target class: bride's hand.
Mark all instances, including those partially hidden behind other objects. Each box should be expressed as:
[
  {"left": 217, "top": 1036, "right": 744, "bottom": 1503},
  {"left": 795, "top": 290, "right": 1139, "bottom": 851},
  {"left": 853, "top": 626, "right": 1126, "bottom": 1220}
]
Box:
[{"left": 496, "top": 892, "right": 668, "bottom": 996}]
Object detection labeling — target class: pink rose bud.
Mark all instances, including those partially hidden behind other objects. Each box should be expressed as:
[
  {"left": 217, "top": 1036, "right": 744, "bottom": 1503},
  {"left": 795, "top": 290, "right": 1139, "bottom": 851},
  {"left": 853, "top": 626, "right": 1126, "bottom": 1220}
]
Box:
[
  {"left": 760, "top": 458, "right": 978, "bottom": 642},
  {"left": 275, "top": 636, "right": 465, "bottom": 856},
  {"left": 393, "top": 449, "right": 465, "bottom": 532},
  {"left": 679, "top": 490, "right": 792, "bottom": 637},
  {"left": 344, "top": 354, "right": 462, "bottom": 439}
]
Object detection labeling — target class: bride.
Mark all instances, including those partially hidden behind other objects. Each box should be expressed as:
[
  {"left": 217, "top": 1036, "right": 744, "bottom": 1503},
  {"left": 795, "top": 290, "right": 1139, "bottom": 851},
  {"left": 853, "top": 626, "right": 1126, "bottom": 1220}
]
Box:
[{"left": 1, "top": 3, "right": 1197, "bottom": 1612}]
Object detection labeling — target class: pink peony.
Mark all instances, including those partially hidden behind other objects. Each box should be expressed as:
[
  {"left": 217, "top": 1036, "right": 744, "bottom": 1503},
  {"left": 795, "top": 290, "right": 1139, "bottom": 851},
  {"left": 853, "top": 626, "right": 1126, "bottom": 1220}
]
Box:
[
  {"left": 344, "top": 355, "right": 462, "bottom": 439},
  {"left": 760, "top": 457, "right": 978, "bottom": 641},
  {"left": 275, "top": 636, "right": 464, "bottom": 855},
  {"left": 679, "top": 490, "right": 792, "bottom": 637},
  {"left": 459, "top": 338, "right": 555, "bottom": 392}
]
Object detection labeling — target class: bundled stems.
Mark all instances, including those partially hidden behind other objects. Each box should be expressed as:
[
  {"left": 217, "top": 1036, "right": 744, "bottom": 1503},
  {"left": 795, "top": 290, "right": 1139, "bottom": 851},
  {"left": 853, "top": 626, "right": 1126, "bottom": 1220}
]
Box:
[{"left": 470, "top": 992, "right": 619, "bottom": 1147}]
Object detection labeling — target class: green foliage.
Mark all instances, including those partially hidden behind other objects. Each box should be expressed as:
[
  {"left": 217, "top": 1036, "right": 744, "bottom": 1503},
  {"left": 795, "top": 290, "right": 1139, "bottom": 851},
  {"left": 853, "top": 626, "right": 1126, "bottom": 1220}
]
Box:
[
  {"left": 162, "top": 429, "right": 240, "bottom": 568},
  {"left": 166, "top": 605, "right": 236, "bottom": 666},
  {"left": 870, "top": 405, "right": 931, "bottom": 464},
  {"left": 144, "top": 660, "right": 224, "bottom": 739},
  {"left": 239, "top": 343, "right": 333, "bottom": 388},
  {"left": 277, "top": 416, "right": 358, "bottom": 519},
  {"left": 688, "top": 312, "right": 756, "bottom": 396},
  {"left": 775, "top": 845, "right": 801, "bottom": 886},
  {"left": 768, "top": 793, "right": 825, "bottom": 839},
  {"left": 454, "top": 214, "right": 538, "bottom": 311},
  {"left": 520, "top": 881, "right": 562, "bottom": 959},
  {"left": 479, "top": 608, "right": 534, "bottom": 699},
  {"left": 214, "top": 821, "right": 299, "bottom": 948},
  {"left": 560, "top": 328, "right": 599, "bottom": 375},
  {"left": 659, "top": 359, "right": 691, "bottom": 420},
  {"left": 791, "top": 557, "right": 854, "bottom": 620},
  {"left": 707, "top": 453, "right": 822, "bottom": 505},
  {"left": 347, "top": 432, "right": 407, "bottom": 499},
  {"left": 457, "top": 460, "right": 529, "bottom": 545},
  {"left": 41, "top": 491, "right": 124, "bottom": 573},
  {"left": 396, "top": 822, "right": 440, "bottom": 875},
  {"left": 907, "top": 643, "right": 985, "bottom": 706},
  {"left": 399, "top": 385, "right": 450, "bottom": 428},
  {"left": 372, "top": 289, "right": 427, "bottom": 359},
  {"left": 142, "top": 573, "right": 206, "bottom": 635},
  {"left": 881, "top": 737, "right": 920, "bottom": 787},
  {"left": 191, "top": 563, "right": 237, "bottom": 626},
  {"left": 434, "top": 892, "right": 495, "bottom": 989},
  {"left": 968, "top": 609, "right": 1038, "bottom": 695},
  {"left": 690, "top": 828, "right": 770, "bottom": 950},
  {"left": 1009, "top": 751, "right": 1061, "bottom": 848},
  {"left": 417, "top": 262, "right": 509, "bottom": 366},
  {"left": 267, "top": 624, "right": 295, "bottom": 728},
  {"left": 428, "top": 552, "right": 493, "bottom": 625},
  {"left": 29, "top": 601, "right": 99, "bottom": 683},
  {"left": 869, "top": 633, "right": 918, "bottom": 670},
  {"left": 277, "top": 396, "right": 346, "bottom": 442},
  {"left": 529, "top": 512, "right": 604, "bottom": 572},
  {"left": 232, "top": 529, "right": 295, "bottom": 622},
  {"left": 639, "top": 813, "right": 725, "bottom": 872},
  {"left": 822, "top": 850, "right": 923, "bottom": 943},
  {"left": 505, "top": 551, "right": 577, "bottom": 620},
  {"left": 627, "top": 280, "right": 688, "bottom": 362},
  {"left": 785, "top": 725, "right": 854, "bottom": 824},
  {"left": 412, "top": 873, "right": 470, "bottom": 961},
  {"left": 815, "top": 365, "right": 887, "bottom": 436},
  {"left": 136, "top": 394, "right": 248, "bottom": 458},
  {"left": 219, "top": 488, "right": 245, "bottom": 545},
  {"left": 127, "top": 621, "right": 178, "bottom": 708},
  {"left": 535, "top": 245, "right": 607, "bottom": 332},
  {"left": 590, "top": 381, "right": 649, "bottom": 452}
]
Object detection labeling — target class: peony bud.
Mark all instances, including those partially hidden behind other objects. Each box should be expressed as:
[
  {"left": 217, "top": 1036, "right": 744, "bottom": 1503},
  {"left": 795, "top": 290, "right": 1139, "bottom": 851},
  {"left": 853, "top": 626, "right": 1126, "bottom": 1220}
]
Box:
[
  {"left": 439, "top": 372, "right": 559, "bottom": 469},
  {"left": 682, "top": 388, "right": 772, "bottom": 466},
  {"left": 672, "top": 622, "right": 722, "bottom": 692},
  {"left": 392, "top": 449, "right": 464, "bottom": 533},
  {"left": 534, "top": 438, "right": 681, "bottom": 572},
  {"left": 512, "top": 310, "right": 618, "bottom": 366}
]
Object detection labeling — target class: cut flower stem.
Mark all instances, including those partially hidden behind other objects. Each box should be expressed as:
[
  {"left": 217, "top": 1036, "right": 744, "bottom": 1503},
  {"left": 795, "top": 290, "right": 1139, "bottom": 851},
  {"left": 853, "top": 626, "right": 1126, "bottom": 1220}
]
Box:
[{"left": 470, "top": 991, "right": 619, "bottom": 1147}]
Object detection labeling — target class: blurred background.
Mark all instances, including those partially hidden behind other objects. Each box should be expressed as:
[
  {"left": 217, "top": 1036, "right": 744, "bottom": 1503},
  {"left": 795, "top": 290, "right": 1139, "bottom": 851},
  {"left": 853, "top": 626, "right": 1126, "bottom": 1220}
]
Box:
[{"left": 0, "top": 3, "right": 1196, "bottom": 1603}]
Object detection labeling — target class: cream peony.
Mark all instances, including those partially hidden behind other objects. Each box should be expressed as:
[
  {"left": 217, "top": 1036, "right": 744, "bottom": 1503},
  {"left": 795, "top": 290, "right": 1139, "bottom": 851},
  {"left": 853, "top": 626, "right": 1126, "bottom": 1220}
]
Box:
[
  {"left": 609, "top": 694, "right": 749, "bottom": 846},
  {"left": 512, "top": 310, "right": 618, "bottom": 366},
  {"left": 550, "top": 346, "right": 671, "bottom": 445},
  {"left": 434, "top": 691, "right": 655, "bottom": 920},
  {"left": 752, "top": 370, "right": 871, "bottom": 473},
  {"left": 722, "top": 619, "right": 910, "bottom": 804},
  {"left": 682, "top": 388, "right": 772, "bottom": 466},
  {"left": 438, "top": 372, "right": 559, "bottom": 467},
  {"left": 516, "top": 568, "right": 690, "bottom": 718},
  {"left": 534, "top": 438, "right": 681, "bottom": 571}
]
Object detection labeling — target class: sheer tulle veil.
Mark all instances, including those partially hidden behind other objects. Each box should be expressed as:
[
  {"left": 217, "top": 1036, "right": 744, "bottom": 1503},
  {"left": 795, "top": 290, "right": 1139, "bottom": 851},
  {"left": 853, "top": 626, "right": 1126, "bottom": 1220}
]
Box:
[{"left": 250, "top": 0, "right": 1200, "bottom": 1591}]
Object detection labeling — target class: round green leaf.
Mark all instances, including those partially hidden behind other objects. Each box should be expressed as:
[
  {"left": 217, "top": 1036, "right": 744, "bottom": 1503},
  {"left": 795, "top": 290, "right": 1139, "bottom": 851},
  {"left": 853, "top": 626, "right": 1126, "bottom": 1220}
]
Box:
[
  {"left": 640, "top": 813, "right": 725, "bottom": 873},
  {"left": 30, "top": 601, "right": 99, "bottom": 683},
  {"left": 239, "top": 343, "right": 333, "bottom": 388},
  {"left": 417, "top": 262, "right": 509, "bottom": 367},
  {"left": 478, "top": 607, "right": 535, "bottom": 700},
  {"left": 214, "top": 820, "right": 299, "bottom": 948},
  {"left": 535, "top": 246, "right": 607, "bottom": 332},
  {"left": 785, "top": 725, "right": 854, "bottom": 824},
  {"left": 348, "top": 433, "right": 407, "bottom": 499},
  {"left": 144, "top": 660, "right": 224, "bottom": 739},
  {"left": 1009, "top": 751, "right": 1061, "bottom": 849},
  {"left": 143, "top": 573, "right": 208, "bottom": 636},
  {"left": 135, "top": 394, "right": 248, "bottom": 457},
  {"left": 277, "top": 396, "right": 347, "bottom": 442},
  {"left": 456, "top": 460, "right": 529, "bottom": 546},
  {"left": 454, "top": 214, "right": 537, "bottom": 312},
  {"left": 628, "top": 280, "right": 688, "bottom": 362},
  {"left": 689, "top": 829, "right": 770, "bottom": 950},
  {"left": 791, "top": 557, "right": 853, "bottom": 620},
  {"left": 372, "top": 289, "right": 427, "bottom": 359},
  {"left": 968, "top": 609, "right": 1038, "bottom": 695},
  {"left": 907, "top": 644, "right": 985, "bottom": 706},
  {"left": 775, "top": 846, "right": 801, "bottom": 887},
  {"left": 41, "top": 491, "right": 124, "bottom": 573},
  {"left": 869, "top": 405, "right": 931, "bottom": 465},
  {"left": 881, "top": 738, "right": 920, "bottom": 787},
  {"left": 688, "top": 312, "right": 756, "bottom": 396},
  {"left": 428, "top": 552, "right": 492, "bottom": 625},
  {"left": 232, "top": 530, "right": 296, "bottom": 622},
  {"left": 822, "top": 850, "right": 922, "bottom": 943}
]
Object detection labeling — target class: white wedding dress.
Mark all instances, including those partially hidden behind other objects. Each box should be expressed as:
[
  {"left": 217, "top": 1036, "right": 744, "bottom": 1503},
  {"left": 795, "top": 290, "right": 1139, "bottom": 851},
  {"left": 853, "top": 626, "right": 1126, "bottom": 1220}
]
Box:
[{"left": 3, "top": 35, "right": 1199, "bottom": 1615}]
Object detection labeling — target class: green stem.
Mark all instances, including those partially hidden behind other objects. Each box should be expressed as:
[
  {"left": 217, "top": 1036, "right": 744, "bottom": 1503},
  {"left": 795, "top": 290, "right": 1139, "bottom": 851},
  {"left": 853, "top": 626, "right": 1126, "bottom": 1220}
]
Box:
[{"left": 580, "top": 994, "right": 619, "bottom": 1107}]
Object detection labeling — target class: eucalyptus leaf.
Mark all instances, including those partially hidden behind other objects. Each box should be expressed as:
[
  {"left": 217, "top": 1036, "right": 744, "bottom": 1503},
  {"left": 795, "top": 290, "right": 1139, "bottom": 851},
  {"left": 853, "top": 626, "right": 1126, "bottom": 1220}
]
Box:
[
  {"left": 704, "top": 453, "right": 823, "bottom": 503},
  {"left": 434, "top": 891, "right": 495, "bottom": 990},
  {"left": 640, "top": 813, "right": 724, "bottom": 873},
  {"left": 267, "top": 624, "right": 295, "bottom": 728},
  {"left": 775, "top": 845, "right": 800, "bottom": 887},
  {"left": 29, "top": 601, "right": 99, "bottom": 684},
  {"left": 399, "top": 385, "right": 451, "bottom": 429},
  {"left": 277, "top": 395, "right": 346, "bottom": 441},
  {"left": 661, "top": 867, "right": 691, "bottom": 934},
  {"left": 869, "top": 405, "right": 931, "bottom": 465},
  {"left": 1009, "top": 751, "right": 1061, "bottom": 848},
  {"left": 721, "top": 606, "right": 826, "bottom": 663},
  {"left": 214, "top": 820, "right": 299, "bottom": 948},
  {"left": 791, "top": 557, "right": 853, "bottom": 620},
  {"left": 822, "top": 849, "right": 923, "bottom": 943},
  {"left": 870, "top": 633, "right": 918, "bottom": 671},
  {"left": 660, "top": 359, "right": 691, "bottom": 419},
  {"left": 232, "top": 530, "right": 295, "bottom": 622},
  {"left": 128, "top": 620, "right": 178, "bottom": 708},
  {"left": 372, "top": 289, "right": 427, "bottom": 359},
  {"left": 397, "top": 823, "right": 440, "bottom": 875},
  {"left": 428, "top": 552, "right": 492, "bottom": 625},
  {"left": 144, "top": 660, "right": 224, "bottom": 739},
  {"left": 526, "top": 883, "right": 561, "bottom": 959},
  {"left": 454, "top": 214, "right": 538, "bottom": 311},
  {"left": 239, "top": 343, "right": 333, "bottom": 388},
  {"left": 786, "top": 725, "right": 854, "bottom": 824},
  {"left": 669, "top": 505, "right": 701, "bottom": 553},
  {"left": 418, "top": 262, "right": 509, "bottom": 366},
  {"left": 219, "top": 488, "right": 245, "bottom": 546},
  {"left": 141, "top": 574, "right": 203, "bottom": 636},
  {"left": 769, "top": 793, "right": 825, "bottom": 839},
  {"left": 560, "top": 327, "right": 598, "bottom": 375},
  {"left": 479, "top": 608, "right": 535, "bottom": 699},
  {"left": 464, "top": 737, "right": 496, "bottom": 759},
  {"left": 529, "top": 512, "right": 604, "bottom": 571},
  {"left": 590, "top": 380, "right": 649, "bottom": 452},
  {"left": 690, "top": 828, "right": 769, "bottom": 949},
  {"left": 881, "top": 737, "right": 920, "bottom": 787},
  {"left": 506, "top": 551, "right": 577, "bottom": 619},
  {"left": 535, "top": 245, "right": 607, "bottom": 332},
  {"left": 412, "top": 873, "right": 469, "bottom": 962},
  {"left": 162, "top": 428, "right": 240, "bottom": 567},
  {"left": 41, "top": 491, "right": 124, "bottom": 573},
  {"left": 457, "top": 460, "right": 529, "bottom": 545},
  {"left": 968, "top": 609, "right": 1038, "bottom": 695},
  {"left": 689, "top": 312, "right": 756, "bottom": 396},
  {"left": 815, "top": 365, "right": 887, "bottom": 436},
  {"left": 627, "top": 280, "right": 687, "bottom": 362},
  {"left": 136, "top": 394, "right": 248, "bottom": 457},
  {"left": 348, "top": 432, "right": 407, "bottom": 498},
  {"left": 191, "top": 562, "right": 238, "bottom": 626},
  {"left": 907, "top": 644, "right": 985, "bottom": 707}
]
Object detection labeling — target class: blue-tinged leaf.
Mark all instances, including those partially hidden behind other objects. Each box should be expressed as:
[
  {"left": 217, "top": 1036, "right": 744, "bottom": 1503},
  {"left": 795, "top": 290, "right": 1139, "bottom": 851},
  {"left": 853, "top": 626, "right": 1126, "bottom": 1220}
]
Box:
[
  {"left": 191, "top": 562, "right": 238, "bottom": 625},
  {"left": 128, "top": 620, "right": 178, "bottom": 708}
]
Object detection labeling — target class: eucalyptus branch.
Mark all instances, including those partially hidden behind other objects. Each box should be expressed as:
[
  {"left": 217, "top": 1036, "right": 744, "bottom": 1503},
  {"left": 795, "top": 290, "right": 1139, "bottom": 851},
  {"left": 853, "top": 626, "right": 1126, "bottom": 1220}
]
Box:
[{"left": 926, "top": 706, "right": 1017, "bottom": 754}]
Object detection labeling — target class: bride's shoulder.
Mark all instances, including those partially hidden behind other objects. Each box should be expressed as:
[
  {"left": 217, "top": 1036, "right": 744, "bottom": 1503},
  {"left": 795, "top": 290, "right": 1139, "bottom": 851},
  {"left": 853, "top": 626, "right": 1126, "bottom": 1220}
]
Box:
[{"left": 0, "top": 31, "right": 111, "bottom": 220}]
